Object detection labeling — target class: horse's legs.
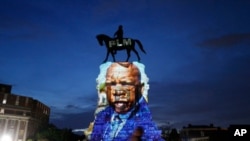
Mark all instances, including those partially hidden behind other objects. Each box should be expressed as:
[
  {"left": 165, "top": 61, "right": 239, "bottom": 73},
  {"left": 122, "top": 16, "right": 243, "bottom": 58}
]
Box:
[
  {"left": 103, "top": 50, "right": 110, "bottom": 63},
  {"left": 111, "top": 49, "right": 116, "bottom": 62},
  {"left": 126, "top": 49, "right": 131, "bottom": 62},
  {"left": 132, "top": 48, "right": 141, "bottom": 61}
]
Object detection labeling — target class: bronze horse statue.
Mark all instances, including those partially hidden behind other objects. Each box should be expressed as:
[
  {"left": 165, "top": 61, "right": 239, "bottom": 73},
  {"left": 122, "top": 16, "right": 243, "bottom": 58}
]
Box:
[{"left": 96, "top": 34, "right": 146, "bottom": 62}]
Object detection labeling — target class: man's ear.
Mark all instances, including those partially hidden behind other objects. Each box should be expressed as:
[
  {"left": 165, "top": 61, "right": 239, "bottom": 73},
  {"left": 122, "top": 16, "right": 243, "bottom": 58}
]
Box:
[
  {"left": 140, "top": 83, "right": 145, "bottom": 95},
  {"left": 140, "top": 83, "right": 149, "bottom": 102}
]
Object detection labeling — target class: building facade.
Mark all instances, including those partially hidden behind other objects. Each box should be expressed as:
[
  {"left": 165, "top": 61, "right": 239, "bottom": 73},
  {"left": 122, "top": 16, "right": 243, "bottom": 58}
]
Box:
[
  {"left": 0, "top": 84, "right": 50, "bottom": 141},
  {"left": 180, "top": 124, "right": 229, "bottom": 141}
]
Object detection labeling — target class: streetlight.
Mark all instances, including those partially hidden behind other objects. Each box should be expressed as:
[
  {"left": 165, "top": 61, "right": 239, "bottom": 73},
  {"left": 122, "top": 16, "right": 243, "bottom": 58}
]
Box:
[{"left": 0, "top": 134, "right": 12, "bottom": 141}]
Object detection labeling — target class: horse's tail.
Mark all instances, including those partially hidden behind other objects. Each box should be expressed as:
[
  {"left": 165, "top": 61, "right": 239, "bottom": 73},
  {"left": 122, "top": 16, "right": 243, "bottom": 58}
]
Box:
[{"left": 135, "top": 40, "right": 146, "bottom": 54}]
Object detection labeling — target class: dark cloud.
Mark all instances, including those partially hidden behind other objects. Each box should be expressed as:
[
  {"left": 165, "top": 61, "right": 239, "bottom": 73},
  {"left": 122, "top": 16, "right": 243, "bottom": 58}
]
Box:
[
  {"left": 50, "top": 111, "right": 95, "bottom": 129},
  {"left": 148, "top": 54, "right": 250, "bottom": 128},
  {"left": 50, "top": 104, "right": 96, "bottom": 129},
  {"left": 198, "top": 33, "right": 250, "bottom": 47},
  {"left": 65, "top": 104, "right": 82, "bottom": 109}
]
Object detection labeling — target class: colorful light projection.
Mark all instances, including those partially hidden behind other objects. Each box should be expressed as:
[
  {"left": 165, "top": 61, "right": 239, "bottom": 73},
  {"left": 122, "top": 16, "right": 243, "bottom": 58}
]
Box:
[{"left": 91, "top": 62, "right": 163, "bottom": 141}]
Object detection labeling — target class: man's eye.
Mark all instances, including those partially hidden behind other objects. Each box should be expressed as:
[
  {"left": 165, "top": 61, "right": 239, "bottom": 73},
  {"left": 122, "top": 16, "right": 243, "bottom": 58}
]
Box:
[
  {"left": 120, "top": 82, "right": 133, "bottom": 85},
  {"left": 106, "top": 82, "right": 134, "bottom": 86},
  {"left": 111, "top": 82, "right": 117, "bottom": 85},
  {"left": 106, "top": 82, "right": 116, "bottom": 86}
]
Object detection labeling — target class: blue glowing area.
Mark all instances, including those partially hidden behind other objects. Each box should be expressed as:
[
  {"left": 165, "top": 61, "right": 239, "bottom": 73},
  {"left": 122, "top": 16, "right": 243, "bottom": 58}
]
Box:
[{"left": 91, "top": 97, "right": 163, "bottom": 140}]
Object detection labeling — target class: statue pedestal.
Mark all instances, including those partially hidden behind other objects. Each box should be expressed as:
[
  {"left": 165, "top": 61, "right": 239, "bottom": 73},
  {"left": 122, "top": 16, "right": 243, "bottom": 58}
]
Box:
[{"left": 84, "top": 62, "right": 162, "bottom": 140}]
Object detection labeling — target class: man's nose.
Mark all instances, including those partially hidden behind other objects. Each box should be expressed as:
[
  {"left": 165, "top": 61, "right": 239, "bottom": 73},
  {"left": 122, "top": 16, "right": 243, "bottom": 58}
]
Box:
[{"left": 113, "top": 85, "right": 125, "bottom": 95}]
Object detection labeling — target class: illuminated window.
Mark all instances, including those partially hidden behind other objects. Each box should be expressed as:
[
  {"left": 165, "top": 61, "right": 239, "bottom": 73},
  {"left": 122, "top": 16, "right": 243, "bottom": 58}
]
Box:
[
  {"left": 25, "top": 98, "right": 29, "bottom": 107},
  {"left": 3, "top": 94, "right": 8, "bottom": 104},
  {"left": 2, "top": 99, "right": 6, "bottom": 104},
  {"left": 9, "top": 120, "right": 16, "bottom": 129},
  {"left": 15, "top": 96, "right": 19, "bottom": 105},
  {"left": 0, "top": 108, "right": 4, "bottom": 114}
]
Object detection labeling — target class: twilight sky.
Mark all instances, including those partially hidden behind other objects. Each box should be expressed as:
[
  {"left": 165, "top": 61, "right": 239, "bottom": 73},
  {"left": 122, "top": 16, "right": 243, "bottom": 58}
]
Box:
[{"left": 1, "top": 0, "right": 250, "bottom": 130}]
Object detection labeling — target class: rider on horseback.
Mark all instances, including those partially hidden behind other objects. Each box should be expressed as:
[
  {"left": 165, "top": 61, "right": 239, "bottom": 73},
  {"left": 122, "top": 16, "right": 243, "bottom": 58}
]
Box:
[
  {"left": 113, "top": 25, "right": 123, "bottom": 54},
  {"left": 114, "top": 25, "right": 123, "bottom": 45}
]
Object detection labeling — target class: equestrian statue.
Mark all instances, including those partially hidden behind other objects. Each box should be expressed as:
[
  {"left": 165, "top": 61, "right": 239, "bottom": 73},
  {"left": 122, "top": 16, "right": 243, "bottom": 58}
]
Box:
[{"left": 96, "top": 26, "right": 146, "bottom": 63}]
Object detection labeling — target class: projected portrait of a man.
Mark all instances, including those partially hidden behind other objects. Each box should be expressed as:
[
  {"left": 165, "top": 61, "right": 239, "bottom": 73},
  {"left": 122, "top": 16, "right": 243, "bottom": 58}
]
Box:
[{"left": 91, "top": 62, "right": 163, "bottom": 141}]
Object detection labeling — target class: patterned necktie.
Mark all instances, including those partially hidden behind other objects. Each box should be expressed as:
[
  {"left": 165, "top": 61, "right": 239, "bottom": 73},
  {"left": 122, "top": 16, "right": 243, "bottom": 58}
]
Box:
[{"left": 110, "top": 115, "right": 122, "bottom": 138}]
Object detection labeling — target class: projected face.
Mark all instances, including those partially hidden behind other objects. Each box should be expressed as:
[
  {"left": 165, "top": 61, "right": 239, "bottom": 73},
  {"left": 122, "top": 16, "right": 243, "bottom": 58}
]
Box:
[{"left": 106, "top": 62, "right": 142, "bottom": 114}]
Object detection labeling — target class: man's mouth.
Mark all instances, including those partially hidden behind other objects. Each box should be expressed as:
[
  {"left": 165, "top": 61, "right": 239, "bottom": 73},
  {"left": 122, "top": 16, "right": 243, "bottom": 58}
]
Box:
[{"left": 114, "top": 102, "right": 127, "bottom": 108}]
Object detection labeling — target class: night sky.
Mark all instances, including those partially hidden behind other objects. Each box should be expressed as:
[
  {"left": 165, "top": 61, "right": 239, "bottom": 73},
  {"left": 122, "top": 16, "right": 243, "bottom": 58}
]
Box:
[{"left": 1, "top": 0, "right": 250, "bottom": 130}]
